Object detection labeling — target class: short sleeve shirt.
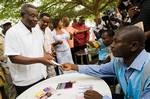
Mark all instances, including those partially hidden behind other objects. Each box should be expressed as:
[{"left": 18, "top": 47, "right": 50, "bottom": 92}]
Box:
[{"left": 4, "top": 21, "right": 47, "bottom": 86}]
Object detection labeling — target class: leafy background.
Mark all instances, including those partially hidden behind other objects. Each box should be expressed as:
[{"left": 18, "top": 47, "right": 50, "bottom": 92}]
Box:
[{"left": 0, "top": 0, "right": 119, "bottom": 21}]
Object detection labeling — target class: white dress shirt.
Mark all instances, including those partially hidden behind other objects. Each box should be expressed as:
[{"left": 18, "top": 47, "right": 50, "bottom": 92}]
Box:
[
  {"left": 5, "top": 21, "right": 47, "bottom": 86},
  {"left": 43, "top": 27, "right": 55, "bottom": 53}
]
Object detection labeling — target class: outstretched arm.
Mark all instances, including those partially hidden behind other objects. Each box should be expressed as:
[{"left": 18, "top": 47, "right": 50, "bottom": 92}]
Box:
[
  {"left": 9, "top": 53, "right": 54, "bottom": 66},
  {"left": 62, "top": 60, "right": 115, "bottom": 78}
]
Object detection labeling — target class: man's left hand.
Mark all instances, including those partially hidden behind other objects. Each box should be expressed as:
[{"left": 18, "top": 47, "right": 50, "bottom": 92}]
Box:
[{"left": 84, "top": 90, "right": 103, "bottom": 99}]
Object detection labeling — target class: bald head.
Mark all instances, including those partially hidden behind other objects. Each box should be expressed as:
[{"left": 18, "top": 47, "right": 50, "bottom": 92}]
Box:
[
  {"left": 111, "top": 26, "right": 145, "bottom": 58},
  {"left": 116, "top": 25, "right": 145, "bottom": 47}
]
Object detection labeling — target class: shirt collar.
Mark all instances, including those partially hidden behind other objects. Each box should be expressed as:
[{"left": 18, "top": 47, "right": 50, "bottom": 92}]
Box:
[
  {"left": 19, "top": 21, "right": 34, "bottom": 34},
  {"left": 128, "top": 49, "right": 148, "bottom": 71},
  {"left": 36, "top": 24, "right": 47, "bottom": 34},
  {"left": 35, "top": 24, "right": 41, "bottom": 30}
]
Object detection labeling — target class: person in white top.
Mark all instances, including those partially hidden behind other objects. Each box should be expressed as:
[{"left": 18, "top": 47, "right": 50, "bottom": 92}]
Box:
[
  {"left": 51, "top": 18, "right": 74, "bottom": 64},
  {"left": 36, "top": 12, "right": 57, "bottom": 77},
  {"left": 4, "top": 4, "right": 53, "bottom": 95}
]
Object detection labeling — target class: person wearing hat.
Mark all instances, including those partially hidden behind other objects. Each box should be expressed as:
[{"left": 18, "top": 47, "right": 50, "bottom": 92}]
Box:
[
  {"left": 0, "top": 21, "right": 17, "bottom": 99},
  {"left": 1, "top": 21, "right": 12, "bottom": 35}
]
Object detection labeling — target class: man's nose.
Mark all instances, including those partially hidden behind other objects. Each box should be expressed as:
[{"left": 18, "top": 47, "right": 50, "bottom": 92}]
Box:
[
  {"left": 34, "top": 17, "right": 38, "bottom": 22},
  {"left": 44, "top": 22, "right": 48, "bottom": 26}
]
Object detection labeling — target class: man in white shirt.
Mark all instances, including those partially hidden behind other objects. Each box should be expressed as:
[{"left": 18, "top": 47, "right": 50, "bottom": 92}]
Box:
[
  {"left": 36, "top": 13, "right": 58, "bottom": 77},
  {"left": 5, "top": 4, "right": 53, "bottom": 95},
  {"left": 37, "top": 13, "right": 55, "bottom": 53}
]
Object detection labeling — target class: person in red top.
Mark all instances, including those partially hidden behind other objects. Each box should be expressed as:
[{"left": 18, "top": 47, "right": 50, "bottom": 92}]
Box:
[
  {"left": 72, "top": 18, "right": 78, "bottom": 28},
  {"left": 73, "top": 16, "right": 90, "bottom": 47},
  {"left": 72, "top": 16, "right": 90, "bottom": 64}
]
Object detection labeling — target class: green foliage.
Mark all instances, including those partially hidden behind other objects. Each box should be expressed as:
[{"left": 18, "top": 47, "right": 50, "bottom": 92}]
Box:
[
  {"left": 0, "top": 0, "right": 119, "bottom": 20},
  {"left": 0, "top": 0, "right": 34, "bottom": 19}
]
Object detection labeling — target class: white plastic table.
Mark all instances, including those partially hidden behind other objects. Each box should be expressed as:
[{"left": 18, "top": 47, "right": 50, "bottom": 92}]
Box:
[{"left": 16, "top": 72, "right": 112, "bottom": 99}]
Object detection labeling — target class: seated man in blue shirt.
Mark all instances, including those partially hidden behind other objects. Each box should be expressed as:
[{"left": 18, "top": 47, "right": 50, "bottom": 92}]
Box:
[{"left": 62, "top": 25, "right": 150, "bottom": 99}]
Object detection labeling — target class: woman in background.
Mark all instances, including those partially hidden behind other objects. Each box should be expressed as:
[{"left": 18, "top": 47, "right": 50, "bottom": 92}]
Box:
[{"left": 51, "top": 18, "right": 74, "bottom": 64}]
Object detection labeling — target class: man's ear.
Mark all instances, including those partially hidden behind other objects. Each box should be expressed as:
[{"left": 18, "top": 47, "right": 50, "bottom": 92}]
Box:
[{"left": 130, "top": 41, "right": 139, "bottom": 52}]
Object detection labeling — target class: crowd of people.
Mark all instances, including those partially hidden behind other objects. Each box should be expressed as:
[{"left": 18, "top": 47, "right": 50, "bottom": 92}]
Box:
[{"left": 0, "top": 0, "right": 150, "bottom": 99}]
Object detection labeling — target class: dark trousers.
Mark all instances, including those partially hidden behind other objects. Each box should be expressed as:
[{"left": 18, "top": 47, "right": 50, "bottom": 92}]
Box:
[
  {"left": 74, "top": 45, "right": 88, "bottom": 64},
  {"left": 71, "top": 48, "right": 75, "bottom": 63},
  {"left": 0, "top": 86, "right": 7, "bottom": 99},
  {"left": 15, "top": 78, "right": 45, "bottom": 96}
]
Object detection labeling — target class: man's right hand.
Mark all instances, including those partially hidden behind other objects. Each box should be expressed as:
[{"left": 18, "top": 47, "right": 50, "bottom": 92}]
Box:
[
  {"left": 40, "top": 53, "right": 54, "bottom": 65},
  {"left": 61, "top": 63, "right": 78, "bottom": 71}
]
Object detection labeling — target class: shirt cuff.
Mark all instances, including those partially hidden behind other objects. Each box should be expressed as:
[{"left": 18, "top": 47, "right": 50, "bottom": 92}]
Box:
[
  {"left": 78, "top": 65, "right": 88, "bottom": 74},
  {"left": 103, "top": 95, "right": 111, "bottom": 99}
]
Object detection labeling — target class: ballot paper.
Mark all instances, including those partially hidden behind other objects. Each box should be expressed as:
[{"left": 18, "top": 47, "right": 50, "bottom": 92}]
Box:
[
  {"left": 76, "top": 85, "right": 93, "bottom": 99},
  {"left": 35, "top": 87, "right": 56, "bottom": 99},
  {"left": 51, "top": 60, "right": 64, "bottom": 74},
  {"left": 51, "top": 60, "right": 61, "bottom": 66}
]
